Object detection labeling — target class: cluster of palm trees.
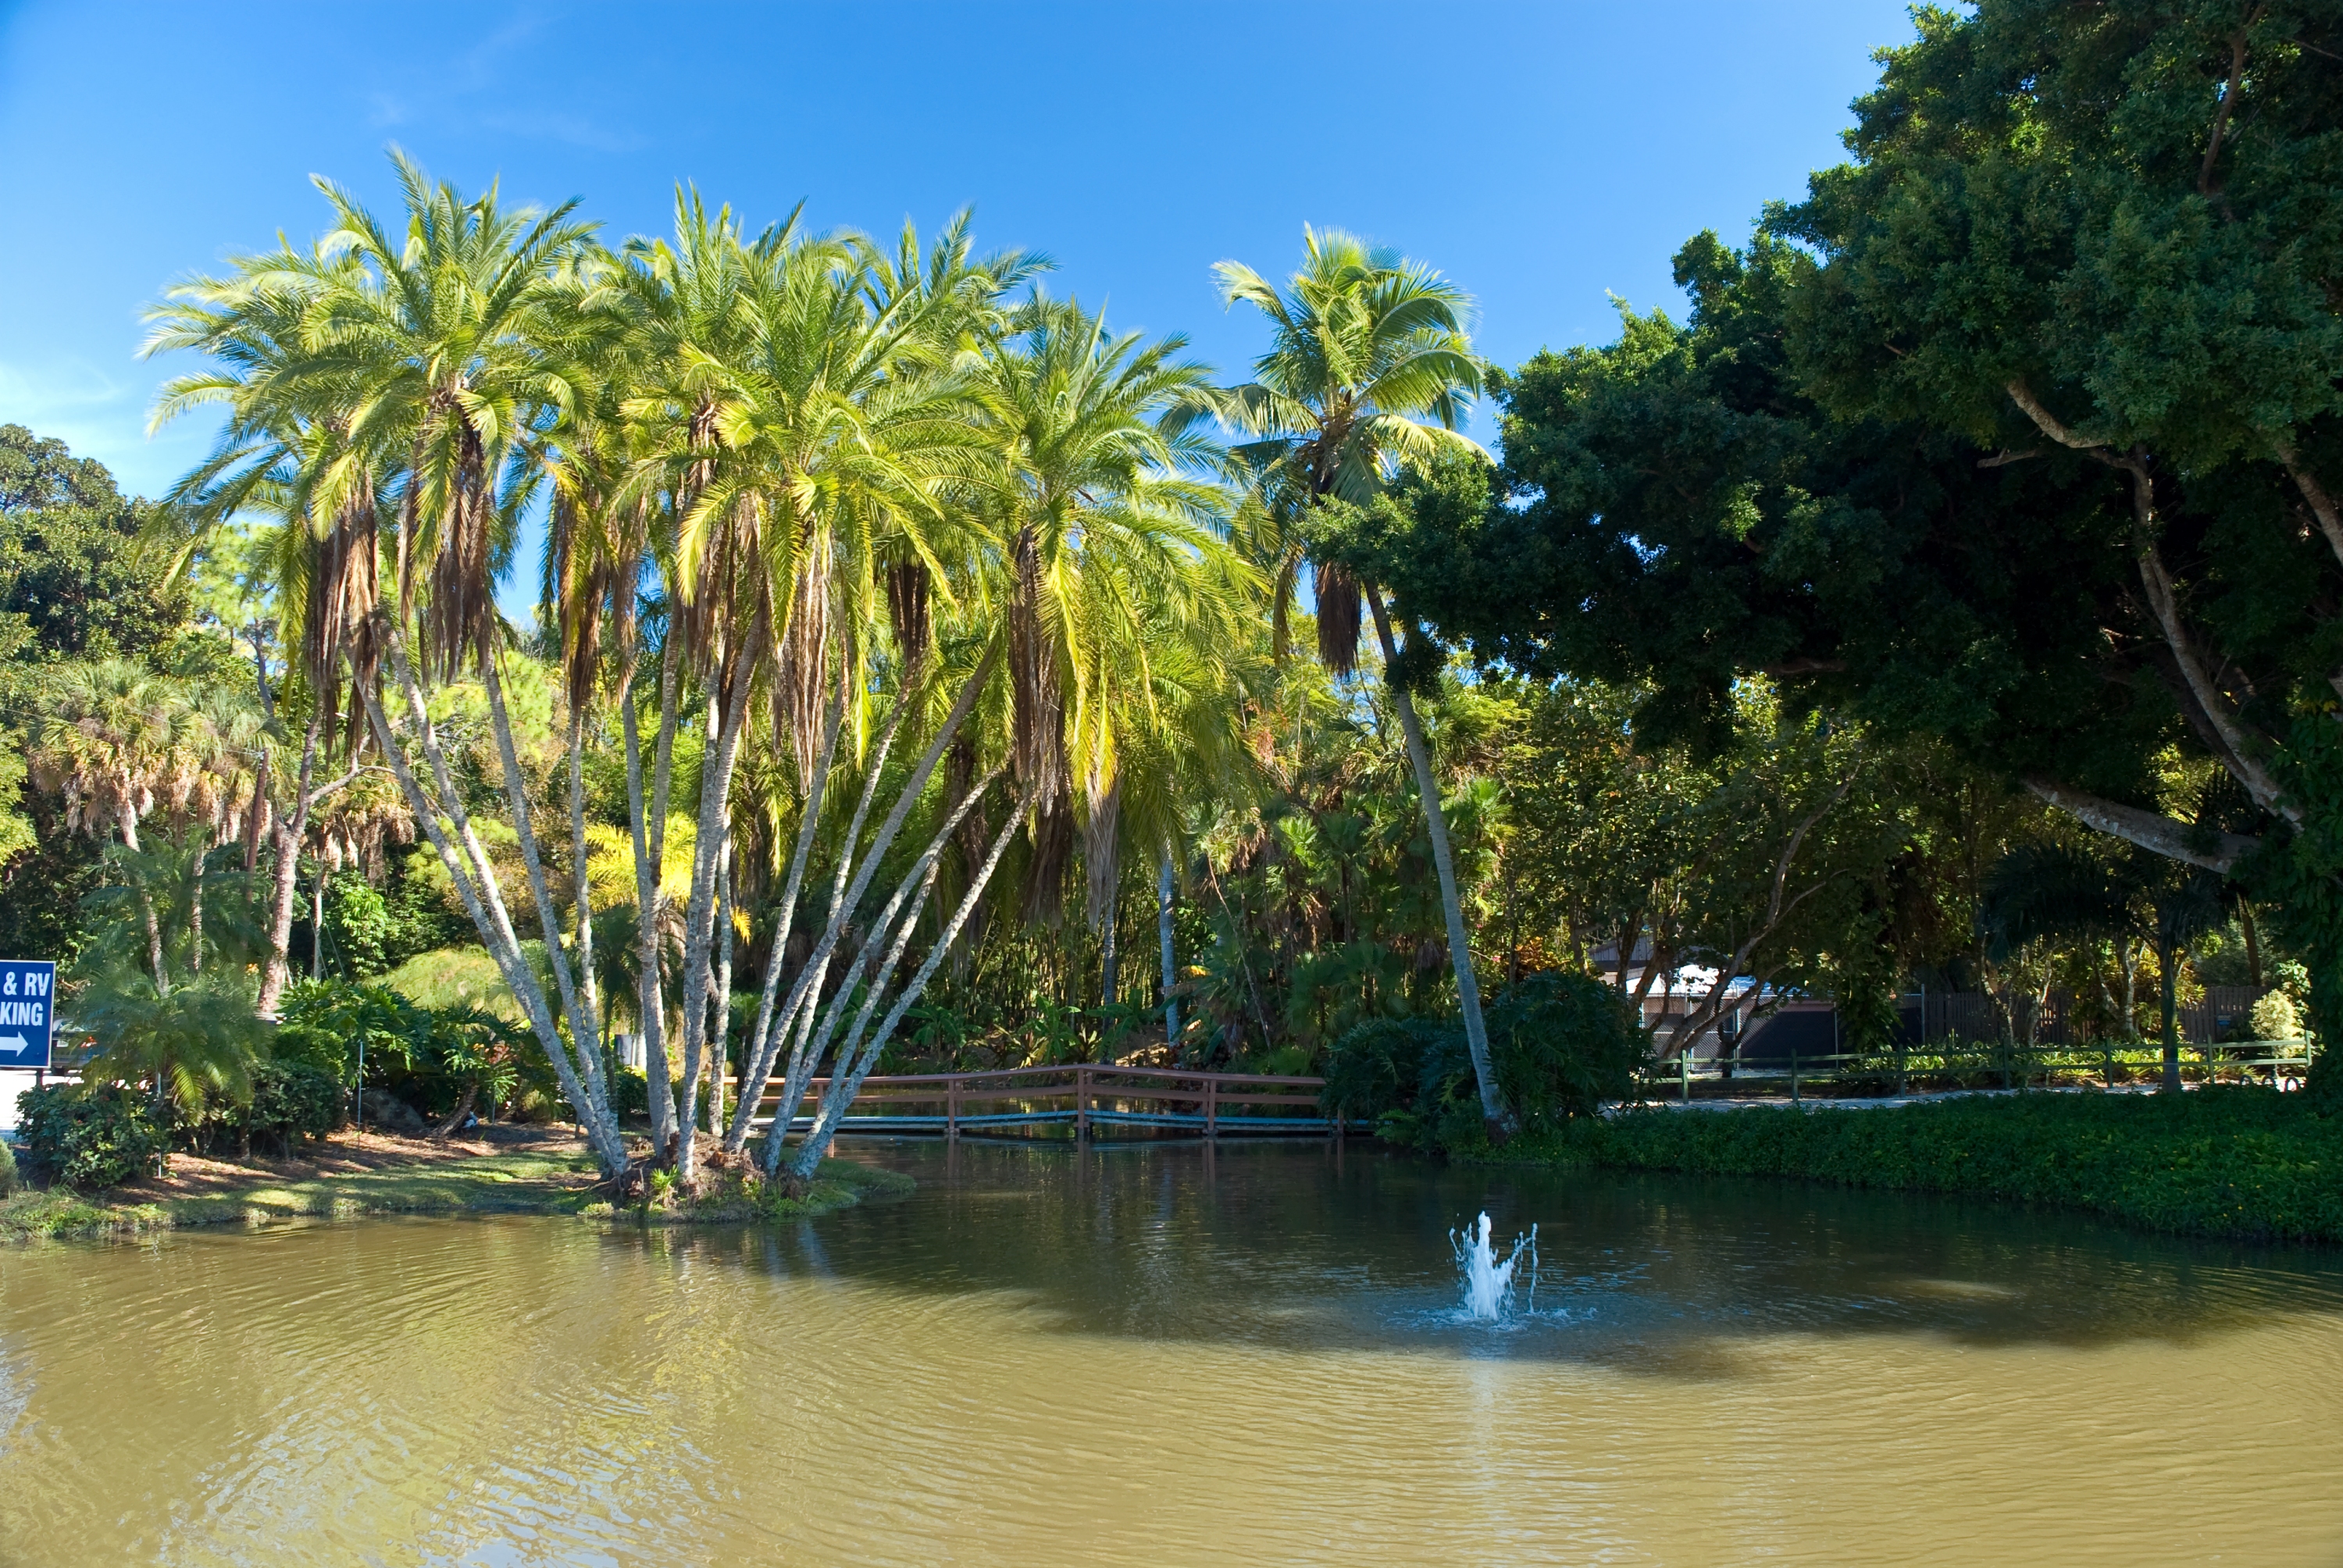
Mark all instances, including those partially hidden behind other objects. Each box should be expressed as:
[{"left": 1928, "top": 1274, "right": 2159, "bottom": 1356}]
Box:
[{"left": 128, "top": 151, "right": 1495, "bottom": 1184}]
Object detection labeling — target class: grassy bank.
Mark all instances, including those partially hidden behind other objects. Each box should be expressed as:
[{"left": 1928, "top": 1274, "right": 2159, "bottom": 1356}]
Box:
[
  {"left": 1504, "top": 1089, "right": 2343, "bottom": 1244},
  {"left": 0, "top": 1131, "right": 913, "bottom": 1242}
]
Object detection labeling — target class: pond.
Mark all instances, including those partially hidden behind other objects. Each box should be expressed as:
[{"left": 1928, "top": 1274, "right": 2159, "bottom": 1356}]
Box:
[{"left": 2, "top": 1140, "right": 2339, "bottom": 1565}]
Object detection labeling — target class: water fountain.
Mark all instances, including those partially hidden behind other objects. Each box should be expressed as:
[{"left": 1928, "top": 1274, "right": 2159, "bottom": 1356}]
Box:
[{"left": 1451, "top": 1211, "right": 1537, "bottom": 1320}]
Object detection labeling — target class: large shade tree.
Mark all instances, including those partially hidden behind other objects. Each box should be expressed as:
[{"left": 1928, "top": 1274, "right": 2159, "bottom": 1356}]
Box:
[{"left": 1366, "top": 0, "right": 2343, "bottom": 1086}]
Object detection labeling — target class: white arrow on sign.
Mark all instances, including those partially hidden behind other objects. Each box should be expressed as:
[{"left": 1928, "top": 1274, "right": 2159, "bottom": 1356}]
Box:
[{"left": 0, "top": 1035, "right": 28, "bottom": 1056}]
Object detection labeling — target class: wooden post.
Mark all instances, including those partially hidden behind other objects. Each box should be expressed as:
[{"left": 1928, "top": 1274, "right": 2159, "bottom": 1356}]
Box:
[
  {"left": 1791, "top": 1047, "right": 1801, "bottom": 1107},
  {"left": 2103, "top": 1037, "right": 2114, "bottom": 1092},
  {"left": 1679, "top": 1049, "right": 1689, "bottom": 1104},
  {"left": 1076, "top": 1066, "right": 1089, "bottom": 1141},
  {"left": 1204, "top": 1075, "right": 1218, "bottom": 1139},
  {"left": 947, "top": 1074, "right": 960, "bottom": 1139}
]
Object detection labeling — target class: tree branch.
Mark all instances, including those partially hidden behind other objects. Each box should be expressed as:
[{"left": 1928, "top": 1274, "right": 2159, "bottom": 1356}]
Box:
[
  {"left": 2003, "top": 383, "right": 2298, "bottom": 825},
  {"left": 2274, "top": 442, "right": 2343, "bottom": 573},
  {"left": 2024, "top": 777, "right": 2259, "bottom": 873},
  {"left": 2199, "top": 20, "right": 2256, "bottom": 198}
]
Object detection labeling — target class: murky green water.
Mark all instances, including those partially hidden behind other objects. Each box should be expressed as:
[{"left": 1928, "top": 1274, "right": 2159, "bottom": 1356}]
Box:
[{"left": 2, "top": 1140, "right": 2339, "bottom": 1565}]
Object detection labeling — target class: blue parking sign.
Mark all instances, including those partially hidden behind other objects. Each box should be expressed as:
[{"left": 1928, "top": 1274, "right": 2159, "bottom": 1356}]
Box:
[{"left": 0, "top": 960, "right": 55, "bottom": 1070}]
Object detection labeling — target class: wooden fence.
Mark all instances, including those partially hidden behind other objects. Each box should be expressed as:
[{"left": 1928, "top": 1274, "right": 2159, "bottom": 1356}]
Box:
[{"left": 749, "top": 1064, "right": 1343, "bottom": 1139}]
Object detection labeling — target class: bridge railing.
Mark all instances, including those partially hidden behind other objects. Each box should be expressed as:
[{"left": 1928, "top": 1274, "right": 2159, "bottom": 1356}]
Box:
[{"left": 747, "top": 1063, "right": 1343, "bottom": 1138}]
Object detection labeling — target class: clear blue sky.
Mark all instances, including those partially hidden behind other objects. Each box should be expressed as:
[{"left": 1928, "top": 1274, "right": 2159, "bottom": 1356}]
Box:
[{"left": 0, "top": 0, "right": 1917, "bottom": 561}]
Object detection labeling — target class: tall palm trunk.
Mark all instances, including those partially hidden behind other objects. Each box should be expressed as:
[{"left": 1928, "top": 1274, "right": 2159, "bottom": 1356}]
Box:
[
  {"left": 785, "top": 792, "right": 1033, "bottom": 1184},
  {"left": 1158, "top": 849, "right": 1179, "bottom": 1046},
  {"left": 360, "top": 638, "right": 629, "bottom": 1178},
  {"left": 709, "top": 837, "right": 733, "bottom": 1134},
  {"left": 2159, "top": 937, "right": 2182, "bottom": 1092},
  {"left": 119, "top": 807, "right": 169, "bottom": 998},
  {"left": 187, "top": 839, "right": 205, "bottom": 978},
  {"left": 674, "top": 622, "right": 764, "bottom": 1180},
  {"left": 632, "top": 627, "right": 683, "bottom": 1156},
  {"left": 566, "top": 704, "right": 599, "bottom": 1039},
  {"left": 480, "top": 652, "right": 614, "bottom": 1127},
  {"left": 1365, "top": 585, "right": 1507, "bottom": 1139},
  {"left": 258, "top": 709, "right": 323, "bottom": 1017}
]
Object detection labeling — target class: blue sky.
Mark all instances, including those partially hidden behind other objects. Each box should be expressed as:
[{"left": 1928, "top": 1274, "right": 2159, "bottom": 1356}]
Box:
[{"left": 0, "top": 0, "right": 1915, "bottom": 543}]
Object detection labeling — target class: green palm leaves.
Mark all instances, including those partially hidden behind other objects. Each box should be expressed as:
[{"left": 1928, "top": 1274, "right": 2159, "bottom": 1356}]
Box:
[
  {"left": 141, "top": 151, "right": 1281, "bottom": 1181},
  {"left": 1214, "top": 226, "right": 1483, "bottom": 672},
  {"left": 1216, "top": 228, "right": 1508, "bottom": 1136}
]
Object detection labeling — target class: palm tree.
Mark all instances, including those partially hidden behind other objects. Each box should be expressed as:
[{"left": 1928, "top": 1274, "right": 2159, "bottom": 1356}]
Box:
[
  {"left": 769, "top": 297, "right": 1257, "bottom": 1183},
  {"left": 297, "top": 151, "right": 631, "bottom": 1176},
  {"left": 1212, "top": 229, "right": 1509, "bottom": 1135},
  {"left": 30, "top": 660, "right": 196, "bottom": 991},
  {"left": 976, "top": 292, "right": 1229, "bottom": 935},
  {"left": 144, "top": 238, "right": 402, "bottom": 1017},
  {"left": 625, "top": 205, "right": 1031, "bottom": 1180}
]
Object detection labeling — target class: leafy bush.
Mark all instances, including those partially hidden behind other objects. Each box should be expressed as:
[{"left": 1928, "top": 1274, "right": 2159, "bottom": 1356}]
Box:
[
  {"left": 1331, "top": 1017, "right": 1453, "bottom": 1124},
  {"left": 2251, "top": 991, "right": 2303, "bottom": 1042},
  {"left": 608, "top": 1067, "right": 649, "bottom": 1122},
  {"left": 14, "top": 1084, "right": 169, "bottom": 1188},
  {"left": 241, "top": 1060, "right": 346, "bottom": 1153},
  {"left": 1479, "top": 971, "right": 1648, "bottom": 1129},
  {"left": 0, "top": 1133, "right": 16, "bottom": 1197},
  {"left": 606, "top": 1068, "right": 690, "bottom": 1125},
  {"left": 1321, "top": 972, "right": 1649, "bottom": 1149},
  {"left": 1553, "top": 1088, "right": 2343, "bottom": 1243}
]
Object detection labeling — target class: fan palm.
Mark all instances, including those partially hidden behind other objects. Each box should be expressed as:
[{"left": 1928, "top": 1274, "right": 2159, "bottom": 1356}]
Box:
[{"left": 1213, "top": 230, "right": 1508, "bottom": 1135}]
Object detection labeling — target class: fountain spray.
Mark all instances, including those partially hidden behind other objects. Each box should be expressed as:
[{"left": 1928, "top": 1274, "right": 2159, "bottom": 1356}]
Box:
[{"left": 1451, "top": 1212, "right": 1538, "bottom": 1321}]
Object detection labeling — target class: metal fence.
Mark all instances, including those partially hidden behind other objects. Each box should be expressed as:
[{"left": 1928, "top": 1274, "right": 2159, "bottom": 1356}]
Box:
[
  {"left": 1636, "top": 1036, "right": 2316, "bottom": 1104},
  {"left": 1896, "top": 986, "right": 2273, "bottom": 1047}
]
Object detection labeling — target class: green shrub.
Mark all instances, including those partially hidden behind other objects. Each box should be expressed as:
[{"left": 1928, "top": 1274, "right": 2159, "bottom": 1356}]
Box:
[
  {"left": 14, "top": 1084, "right": 169, "bottom": 1188},
  {"left": 1321, "top": 972, "right": 1649, "bottom": 1149},
  {"left": 1480, "top": 971, "right": 1649, "bottom": 1130},
  {"left": 2250, "top": 991, "right": 2303, "bottom": 1042},
  {"left": 1556, "top": 1087, "right": 2343, "bottom": 1242},
  {"left": 609, "top": 1067, "right": 649, "bottom": 1122},
  {"left": 1321, "top": 1017, "right": 1450, "bottom": 1123},
  {"left": 0, "top": 1133, "right": 17, "bottom": 1197},
  {"left": 240, "top": 1060, "right": 346, "bottom": 1153},
  {"left": 606, "top": 1068, "right": 688, "bottom": 1124}
]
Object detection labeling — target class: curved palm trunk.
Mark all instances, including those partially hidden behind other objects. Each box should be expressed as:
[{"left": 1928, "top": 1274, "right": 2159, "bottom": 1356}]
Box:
[
  {"left": 361, "top": 638, "right": 629, "bottom": 1178},
  {"left": 733, "top": 644, "right": 999, "bottom": 1160},
  {"left": 480, "top": 654, "right": 614, "bottom": 1126},
  {"left": 566, "top": 705, "right": 598, "bottom": 1042},
  {"left": 786, "top": 792, "right": 1032, "bottom": 1184},
  {"left": 257, "top": 709, "right": 323, "bottom": 1018},
  {"left": 772, "top": 765, "right": 1004, "bottom": 1175},
  {"left": 1365, "top": 585, "right": 1507, "bottom": 1139},
  {"left": 627, "top": 628, "right": 683, "bottom": 1158},
  {"left": 709, "top": 839, "right": 733, "bottom": 1134}
]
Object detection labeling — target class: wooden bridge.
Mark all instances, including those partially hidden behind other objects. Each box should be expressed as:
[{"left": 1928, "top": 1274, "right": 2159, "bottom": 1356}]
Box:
[{"left": 748, "top": 1064, "right": 1345, "bottom": 1139}]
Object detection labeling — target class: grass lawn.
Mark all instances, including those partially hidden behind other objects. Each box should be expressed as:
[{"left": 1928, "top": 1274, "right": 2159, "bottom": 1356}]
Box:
[
  {"left": 0, "top": 1128, "right": 912, "bottom": 1241},
  {"left": 1499, "top": 1087, "right": 2343, "bottom": 1244}
]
